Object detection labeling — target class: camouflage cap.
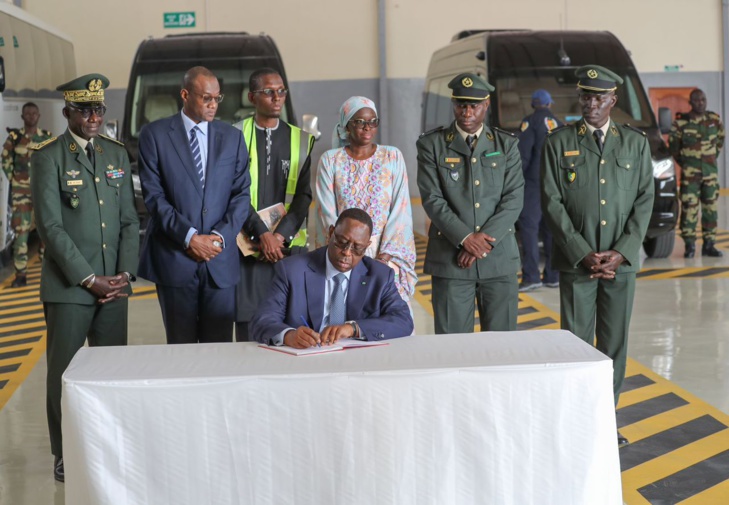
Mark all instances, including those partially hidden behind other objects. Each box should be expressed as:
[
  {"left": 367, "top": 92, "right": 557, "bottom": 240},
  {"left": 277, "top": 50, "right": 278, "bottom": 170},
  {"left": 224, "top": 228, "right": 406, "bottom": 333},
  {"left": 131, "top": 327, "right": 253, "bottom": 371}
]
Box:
[
  {"left": 575, "top": 65, "right": 624, "bottom": 93},
  {"left": 56, "top": 73, "right": 109, "bottom": 103},
  {"left": 448, "top": 73, "right": 494, "bottom": 101}
]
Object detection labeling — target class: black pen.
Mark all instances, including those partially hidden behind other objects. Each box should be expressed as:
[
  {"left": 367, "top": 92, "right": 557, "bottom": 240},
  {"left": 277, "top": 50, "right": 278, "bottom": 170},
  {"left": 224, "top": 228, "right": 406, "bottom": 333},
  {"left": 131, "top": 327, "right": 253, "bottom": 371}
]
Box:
[{"left": 300, "top": 315, "right": 321, "bottom": 347}]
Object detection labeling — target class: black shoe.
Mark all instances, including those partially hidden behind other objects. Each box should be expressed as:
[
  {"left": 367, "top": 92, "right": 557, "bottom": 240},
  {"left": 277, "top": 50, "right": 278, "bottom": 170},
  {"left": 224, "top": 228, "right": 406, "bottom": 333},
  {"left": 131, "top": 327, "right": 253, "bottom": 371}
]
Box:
[
  {"left": 702, "top": 241, "right": 724, "bottom": 257},
  {"left": 10, "top": 275, "right": 27, "bottom": 287},
  {"left": 617, "top": 432, "right": 629, "bottom": 447},
  {"left": 684, "top": 243, "right": 695, "bottom": 258},
  {"left": 54, "top": 456, "right": 64, "bottom": 482}
]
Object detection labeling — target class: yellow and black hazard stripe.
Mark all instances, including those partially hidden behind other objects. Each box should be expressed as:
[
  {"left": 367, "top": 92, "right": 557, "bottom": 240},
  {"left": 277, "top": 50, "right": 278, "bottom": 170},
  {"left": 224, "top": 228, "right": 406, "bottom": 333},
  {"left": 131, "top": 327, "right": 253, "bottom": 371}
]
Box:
[{"left": 0, "top": 256, "right": 156, "bottom": 411}]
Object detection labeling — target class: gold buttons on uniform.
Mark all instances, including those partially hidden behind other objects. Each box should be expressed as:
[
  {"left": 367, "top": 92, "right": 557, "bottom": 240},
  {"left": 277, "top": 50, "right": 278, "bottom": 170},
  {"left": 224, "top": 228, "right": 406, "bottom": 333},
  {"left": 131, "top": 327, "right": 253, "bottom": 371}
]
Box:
[
  {"left": 95, "top": 177, "right": 100, "bottom": 183},
  {"left": 491, "top": 162, "right": 497, "bottom": 167},
  {"left": 600, "top": 199, "right": 606, "bottom": 205},
  {"left": 475, "top": 180, "right": 480, "bottom": 186},
  {"left": 601, "top": 220, "right": 607, "bottom": 226},
  {"left": 626, "top": 164, "right": 631, "bottom": 168},
  {"left": 600, "top": 160, "right": 605, "bottom": 165},
  {"left": 99, "top": 199, "right": 104, "bottom": 205},
  {"left": 475, "top": 202, "right": 480, "bottom": 208},
  {"left": 475, "top": 226, "right": 481, "bottom": 231},
  {"left": 472, "top": 158, "right": 477, "bottom": 163},
  {"left": 600, "top": 179, "right": 606, "bottom": 184},
  {"left": 101, "top": 222, "right": 106, "bottom": 228},
  {"left": 102, "top": 243, "right": 107, "bottom": 249}
]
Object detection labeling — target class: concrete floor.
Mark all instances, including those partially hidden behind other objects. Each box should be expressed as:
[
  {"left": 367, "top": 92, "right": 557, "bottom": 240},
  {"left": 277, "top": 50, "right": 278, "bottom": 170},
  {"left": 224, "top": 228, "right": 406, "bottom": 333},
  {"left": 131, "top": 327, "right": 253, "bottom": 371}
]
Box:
[{"left": 1, "top": 199, "right": 729, "bottom": 504}]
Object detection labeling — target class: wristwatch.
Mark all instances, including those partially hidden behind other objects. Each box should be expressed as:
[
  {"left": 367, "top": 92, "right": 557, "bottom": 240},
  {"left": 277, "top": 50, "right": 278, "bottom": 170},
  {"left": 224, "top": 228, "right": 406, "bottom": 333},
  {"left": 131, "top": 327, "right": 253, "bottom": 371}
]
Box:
[{"left": 345, "top": 320, "right": 364, "bottom": 340}]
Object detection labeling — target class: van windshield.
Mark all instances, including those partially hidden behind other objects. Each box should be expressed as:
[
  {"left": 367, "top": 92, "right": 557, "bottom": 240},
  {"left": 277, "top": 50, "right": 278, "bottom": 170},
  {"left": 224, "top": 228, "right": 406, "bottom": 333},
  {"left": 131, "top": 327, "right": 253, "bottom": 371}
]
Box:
[
  {"left": 128, "top": 59, "right": 289, "bottom": 138},
  {"left": 492, "top": 67, "right": 655, "bottom": 131}
]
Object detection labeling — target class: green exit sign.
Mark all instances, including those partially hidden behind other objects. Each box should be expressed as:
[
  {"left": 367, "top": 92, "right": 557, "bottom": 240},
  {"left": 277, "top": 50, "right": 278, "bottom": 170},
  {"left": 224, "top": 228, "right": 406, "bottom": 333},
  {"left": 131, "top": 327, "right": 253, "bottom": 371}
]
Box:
[{"left": 164, "top": 12, "right": 196, "bottom": 29}]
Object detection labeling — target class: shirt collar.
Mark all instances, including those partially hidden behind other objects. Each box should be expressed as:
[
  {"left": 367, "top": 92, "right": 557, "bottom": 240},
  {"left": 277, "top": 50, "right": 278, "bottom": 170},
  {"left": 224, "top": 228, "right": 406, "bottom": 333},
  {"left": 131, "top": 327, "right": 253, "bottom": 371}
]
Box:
[
  {"left": 67, "top": 129, "right": 92, "bottom": 151},
  {"left": 181, "top": 110, "right": 209, "bottom": 136},
  {"left": 254, "top": 118, "right": 280, "bottom": 131},
  {"left": 325, "top": 252, "right": 352, "bottom": 282},
  {"left": 583, "top": 118, "right": 611, "bottom": 137},
  {"left": 454, "top": 122, "right": 484, "bottom": 142}
]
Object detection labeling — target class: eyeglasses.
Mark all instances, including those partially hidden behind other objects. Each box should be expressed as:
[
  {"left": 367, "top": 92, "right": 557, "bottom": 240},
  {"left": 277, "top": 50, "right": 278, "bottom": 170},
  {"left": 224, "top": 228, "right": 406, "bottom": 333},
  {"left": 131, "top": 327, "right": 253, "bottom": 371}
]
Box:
[
  {"left": 187, "top": 91, "right": 225, "bottom": 104},
  {"left": 251, "top": 88, "right": 288, "bottom": 98},
  {"left": 67, "top": 104, "right": 107, "bottom": 119},
  {"left": 330, "top": 234, "right": 369, "bottom": 256},
  {"left": 348, "top": 118, "right": 380, "bottom": 129}
]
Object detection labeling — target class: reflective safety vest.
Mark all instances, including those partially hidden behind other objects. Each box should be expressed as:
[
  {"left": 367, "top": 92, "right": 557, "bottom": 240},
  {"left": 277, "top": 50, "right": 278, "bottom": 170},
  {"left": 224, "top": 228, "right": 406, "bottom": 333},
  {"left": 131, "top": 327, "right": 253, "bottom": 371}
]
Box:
[{"left": 238, "top": 117, "right": 313, "bottom": 248}]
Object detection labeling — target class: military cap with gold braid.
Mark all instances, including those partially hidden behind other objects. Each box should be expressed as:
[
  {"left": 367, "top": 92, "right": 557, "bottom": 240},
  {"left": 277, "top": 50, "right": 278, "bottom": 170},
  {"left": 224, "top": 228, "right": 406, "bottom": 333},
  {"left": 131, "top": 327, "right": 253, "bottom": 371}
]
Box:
[
  {"left": 448, "top": 72, "right": 494, "bottom": 101},
  {"left": 56, "top": 73, "right": 109, "bottom": 104},
  {"left": 575, "top": 65, "right": 624, "bottom": 93}
]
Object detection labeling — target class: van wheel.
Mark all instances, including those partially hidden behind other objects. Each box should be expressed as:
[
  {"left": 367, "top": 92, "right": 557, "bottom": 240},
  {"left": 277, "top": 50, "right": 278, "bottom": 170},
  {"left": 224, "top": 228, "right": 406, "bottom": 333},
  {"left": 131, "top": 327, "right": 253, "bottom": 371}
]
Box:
[{"left": 644, "top": 232, "right": 675, "bottom": 258}]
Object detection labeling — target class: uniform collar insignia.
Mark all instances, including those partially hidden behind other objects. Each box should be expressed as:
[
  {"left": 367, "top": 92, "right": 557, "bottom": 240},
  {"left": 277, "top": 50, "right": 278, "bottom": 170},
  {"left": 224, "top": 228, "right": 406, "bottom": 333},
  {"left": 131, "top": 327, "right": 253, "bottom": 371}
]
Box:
[
  {"left": 445, "top": 130, "right": 455, "bottom": 143},
  {"left": 69, "top": 142, "right": 77, "bottom": 152},
  {"left": 485, "top": 132, "right": 494, "bottom": 141},
  {"left": 577, "top": 122, "right": 587, "bottom": 136},
  {"left": 610, "top": 125, "right": 619, "bottom": 136},
  {"left": 96, "top": 144, "right": 103, "bottom": 154}
]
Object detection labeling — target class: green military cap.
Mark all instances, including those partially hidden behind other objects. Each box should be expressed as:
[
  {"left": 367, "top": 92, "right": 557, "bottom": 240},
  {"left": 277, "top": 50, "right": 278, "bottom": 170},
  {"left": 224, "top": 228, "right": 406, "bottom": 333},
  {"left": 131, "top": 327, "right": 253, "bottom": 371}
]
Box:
[
  {"left": 56, "top": 73, "right": 110, "bottom": 103},
  {"left": 448, "top": 73, "right": 494, "bottom": 101},
  {"left": 575, "top": 65, "right": 624, "bottom": 93}
]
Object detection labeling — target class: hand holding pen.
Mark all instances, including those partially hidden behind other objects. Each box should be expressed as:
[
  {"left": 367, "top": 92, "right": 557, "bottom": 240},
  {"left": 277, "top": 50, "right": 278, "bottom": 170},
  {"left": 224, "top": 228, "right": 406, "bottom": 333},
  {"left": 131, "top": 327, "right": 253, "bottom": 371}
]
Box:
[{"left": 282, "top": 316, "right": 322, "bottom": 349}]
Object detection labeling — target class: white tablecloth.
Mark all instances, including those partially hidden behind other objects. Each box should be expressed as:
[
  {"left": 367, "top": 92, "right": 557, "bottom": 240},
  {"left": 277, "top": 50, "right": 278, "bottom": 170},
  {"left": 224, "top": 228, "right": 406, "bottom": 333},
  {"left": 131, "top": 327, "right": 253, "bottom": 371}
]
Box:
[{"left": 62, "top": 330, "right": 621, "bottom": 505}]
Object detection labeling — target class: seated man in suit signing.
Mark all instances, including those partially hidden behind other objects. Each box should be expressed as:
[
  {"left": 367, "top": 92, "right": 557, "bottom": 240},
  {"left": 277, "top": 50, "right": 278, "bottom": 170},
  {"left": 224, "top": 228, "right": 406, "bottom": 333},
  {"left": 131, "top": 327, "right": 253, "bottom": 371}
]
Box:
[{"left": 251, "top": 208, "right": 414, "bottom": 347}]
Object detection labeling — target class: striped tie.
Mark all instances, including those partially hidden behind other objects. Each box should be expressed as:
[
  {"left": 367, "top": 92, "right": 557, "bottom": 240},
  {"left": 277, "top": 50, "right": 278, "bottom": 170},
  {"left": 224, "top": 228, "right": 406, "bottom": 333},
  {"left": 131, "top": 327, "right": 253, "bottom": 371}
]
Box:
[{"left": 189, "top": 126, "right": 204, "bottom": 187}]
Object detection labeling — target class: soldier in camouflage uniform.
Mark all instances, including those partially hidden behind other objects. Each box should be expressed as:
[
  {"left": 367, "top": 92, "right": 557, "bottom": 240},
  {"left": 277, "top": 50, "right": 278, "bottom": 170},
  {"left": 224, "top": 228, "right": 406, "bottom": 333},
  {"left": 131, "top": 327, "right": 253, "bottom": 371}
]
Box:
[
  {"left": 668, "top": 89, "right": 725, "bottom": 258},
  {"left": 2, "top": 102, "right": 52, "bottom": 286}
]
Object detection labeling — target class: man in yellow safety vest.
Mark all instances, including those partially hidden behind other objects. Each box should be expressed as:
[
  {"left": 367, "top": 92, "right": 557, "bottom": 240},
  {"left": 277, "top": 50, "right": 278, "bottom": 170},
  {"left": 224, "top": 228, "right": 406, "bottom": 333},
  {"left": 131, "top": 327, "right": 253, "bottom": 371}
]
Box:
[{"left": 233, "top": 68, "right": 314, "bottom": 341}]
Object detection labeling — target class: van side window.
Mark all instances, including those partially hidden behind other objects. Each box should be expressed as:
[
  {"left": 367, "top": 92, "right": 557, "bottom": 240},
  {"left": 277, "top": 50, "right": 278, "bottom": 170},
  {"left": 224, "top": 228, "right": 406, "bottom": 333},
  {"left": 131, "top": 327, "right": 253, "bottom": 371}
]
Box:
[{"left": 424, "top": 77, "right": 452, "bottom": 132}]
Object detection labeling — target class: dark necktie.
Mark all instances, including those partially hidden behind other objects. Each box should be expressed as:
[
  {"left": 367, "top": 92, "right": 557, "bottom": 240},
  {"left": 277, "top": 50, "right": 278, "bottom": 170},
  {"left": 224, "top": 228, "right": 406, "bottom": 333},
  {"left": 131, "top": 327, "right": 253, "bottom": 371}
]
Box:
[
  {"left": 189, "top": 126, "right": 204, "bottom": 187},
  {"left": 329, "top": 273, "right": 346, "bottom": 326},
  {"left": 86, "top": 143, "right": 95, "bottom": 167},
  {"left": 593, "top": 129, "right": 604, "bottom": 154},
  {"left": 466, "top": 134, "right": 477, "bottom": 152}
]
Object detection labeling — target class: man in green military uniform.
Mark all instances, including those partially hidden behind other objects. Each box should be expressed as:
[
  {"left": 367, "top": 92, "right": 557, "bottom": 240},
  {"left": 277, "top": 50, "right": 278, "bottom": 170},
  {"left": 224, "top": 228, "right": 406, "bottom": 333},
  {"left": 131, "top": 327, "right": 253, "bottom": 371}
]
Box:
[
  {"left": 541, "top": 65, "right": 655, "bottom": 446},
  {"left": 233, "top": 68, "right": 313, "bottom": 341},
  {"left": 2, "top": 102, "right": 52, "bottom": 287},
  {"left": 30, "top": 74, "right": 139, "bottom": 482},
  {"left": 668, "top": 88, "right": 725, "bottom": 258},
  {"left": 417, "top": 73, "right": 524, "bottom": 334}
]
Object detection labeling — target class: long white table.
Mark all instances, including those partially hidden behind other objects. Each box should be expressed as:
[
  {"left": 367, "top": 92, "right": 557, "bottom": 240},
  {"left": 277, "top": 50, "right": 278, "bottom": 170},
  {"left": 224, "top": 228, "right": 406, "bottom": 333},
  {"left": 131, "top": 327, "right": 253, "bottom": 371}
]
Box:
[{"left": 62, "top": 330, "right": 622, "bottom": 505}]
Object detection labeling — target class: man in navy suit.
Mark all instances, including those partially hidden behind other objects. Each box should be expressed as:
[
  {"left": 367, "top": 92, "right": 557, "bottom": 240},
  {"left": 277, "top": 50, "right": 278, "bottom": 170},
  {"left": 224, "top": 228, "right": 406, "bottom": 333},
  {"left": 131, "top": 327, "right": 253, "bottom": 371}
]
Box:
[
  {"left": 138, "top": 66, "right": 250, "bottom": 343},
  {"left": 251, "top": 208, "right": 413, "bottom": 348}
]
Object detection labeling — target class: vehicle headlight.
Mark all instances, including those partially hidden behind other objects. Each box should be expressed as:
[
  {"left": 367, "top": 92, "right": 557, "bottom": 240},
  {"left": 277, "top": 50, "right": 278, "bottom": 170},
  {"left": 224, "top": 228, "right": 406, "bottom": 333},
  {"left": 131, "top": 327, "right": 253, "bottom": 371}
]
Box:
[{"left": 652, "top": 158, "right": 675, "bottom": 179}]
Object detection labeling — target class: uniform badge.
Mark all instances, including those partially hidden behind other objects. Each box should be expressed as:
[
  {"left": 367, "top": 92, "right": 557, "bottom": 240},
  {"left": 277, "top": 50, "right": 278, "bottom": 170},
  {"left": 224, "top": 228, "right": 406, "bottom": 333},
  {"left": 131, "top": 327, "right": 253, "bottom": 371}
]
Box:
[
  {"left": 545, "top": 118, "right": 558, "bottom": 132},
  {"left": 67, "top": 180, "right": 84, "bottom": 186},
  {"left": 88, "top": 79, "right": 102, "bottom": 92},
  {"left": 96, "top": 144, "right": 103, "bottom": 154},
  {"left": 587, "top": 69, "right": 599, "bottom": 79},
  {"left": 610, "top": 125, "right": 619, "bottom": 137},
  {"left": 577, "top": 123, "right": 587, "bottom": 135},
  {"left": 564, "top": 150, "right": 580, "bottom": 157},
  {"left": 449, "top": 170, "right": 460, "bottom": 182},
  {"left": 486, "top": 132, "right": 494, "bottom": 141},
  {"left": 567, "top": 170, "right": 576, "bottom": 184},
  {"left": 462, "top": 77, "right": 473, "bottom": 88},
  {"left": 69, "top": 142, "right": 77, "bottom": 152},
  {"left": 66, "top": 170, "right": 80, "bottom": 178},
  {"left": 105, "top": 165, "right": 125, "bottom": 179},
  {"left": 445, "top": 131, "right": 455, "bottom": 142},
  {"left": 70, "top": 195, "right": 80, "bottom": 209},
  {"left": 520, "top": 121, "right": 529, "bottom": 132}
]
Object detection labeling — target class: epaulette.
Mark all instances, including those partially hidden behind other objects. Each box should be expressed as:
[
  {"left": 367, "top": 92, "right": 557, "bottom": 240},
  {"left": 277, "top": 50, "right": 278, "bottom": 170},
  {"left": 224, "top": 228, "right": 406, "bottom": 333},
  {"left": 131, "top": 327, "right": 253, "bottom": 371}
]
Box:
[
  {"left": 98, "top": 134, "right": 125, "bottom": 147},
  {"left": 419, "top": 126, "right": 444, "bottom": 138},
  {"left": 622, "top": 123, "right": 647, "bottom": 136},
  {"left": 6, "top": 127, "right": 20, "bottom": 138},
  {"left": 492, "top": 126, "right": 516, "bottom": 137},
  {"left": 546, "top": 124, "right": 570, "bottom": 136},
  {"left": 707, "top": 111, "right": 722, "bottom": 120},
  {"left": 29, "top": 137, "right": 58, "bottom": 150}
]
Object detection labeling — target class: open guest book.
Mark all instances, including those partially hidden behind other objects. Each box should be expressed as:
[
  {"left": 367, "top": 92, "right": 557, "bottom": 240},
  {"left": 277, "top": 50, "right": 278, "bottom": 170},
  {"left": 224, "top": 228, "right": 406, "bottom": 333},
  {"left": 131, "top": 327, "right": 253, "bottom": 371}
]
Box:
[
  {"left": 236, "top": 202, "right": 287, "bottom": 256},
  {"left": 259, "top": 339, "right": 389, "bottom": 356}
]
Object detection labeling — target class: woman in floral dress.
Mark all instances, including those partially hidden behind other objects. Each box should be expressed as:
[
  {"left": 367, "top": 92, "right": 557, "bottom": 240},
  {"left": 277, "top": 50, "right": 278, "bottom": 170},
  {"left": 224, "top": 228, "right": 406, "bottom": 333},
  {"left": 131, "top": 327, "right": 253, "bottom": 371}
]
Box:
[{"left": 314, "top": 96, "right": 417, "bottom": 305}]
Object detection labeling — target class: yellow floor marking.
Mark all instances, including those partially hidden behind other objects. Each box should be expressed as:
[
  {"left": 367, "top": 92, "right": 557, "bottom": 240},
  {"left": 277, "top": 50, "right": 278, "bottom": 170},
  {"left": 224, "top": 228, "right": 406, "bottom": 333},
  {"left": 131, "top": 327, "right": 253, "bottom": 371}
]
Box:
[
  {"left": 0, "top": 301, "right": 43, "bottom": 314},
  {"left": 679, "top": 479, "right": 729, "bottom": 505},
  {"left": 639, "top": 267, "right": 709, "bottom": 280}
]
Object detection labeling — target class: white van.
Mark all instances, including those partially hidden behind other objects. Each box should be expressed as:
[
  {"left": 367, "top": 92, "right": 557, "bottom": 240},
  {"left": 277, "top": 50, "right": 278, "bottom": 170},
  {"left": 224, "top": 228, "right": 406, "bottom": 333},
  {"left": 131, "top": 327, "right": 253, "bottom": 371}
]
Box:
[{"left": 0, "top": 2, "right": 75, "bottom": 262}]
